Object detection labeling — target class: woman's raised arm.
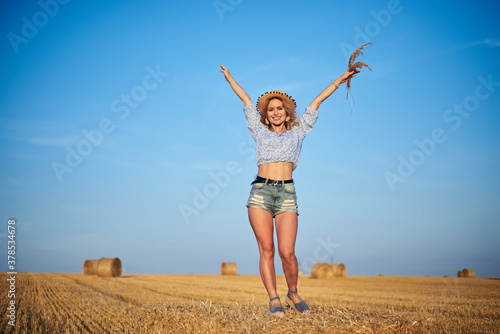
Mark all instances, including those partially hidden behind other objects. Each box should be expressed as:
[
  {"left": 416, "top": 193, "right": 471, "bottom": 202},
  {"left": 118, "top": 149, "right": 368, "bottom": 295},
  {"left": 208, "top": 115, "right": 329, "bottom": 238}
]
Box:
[
  {"left": 220, "top": 64, "right": 253, "bottom": 106},
  {"left": 309, "top": 69, "right": 358, "bottom": 110}
]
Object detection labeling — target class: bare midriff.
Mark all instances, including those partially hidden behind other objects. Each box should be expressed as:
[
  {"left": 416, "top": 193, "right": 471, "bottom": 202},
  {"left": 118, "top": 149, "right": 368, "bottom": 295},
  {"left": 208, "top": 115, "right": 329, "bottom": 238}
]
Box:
[{"left": 257, "top": 162, "right": 294, "bottom": 181}]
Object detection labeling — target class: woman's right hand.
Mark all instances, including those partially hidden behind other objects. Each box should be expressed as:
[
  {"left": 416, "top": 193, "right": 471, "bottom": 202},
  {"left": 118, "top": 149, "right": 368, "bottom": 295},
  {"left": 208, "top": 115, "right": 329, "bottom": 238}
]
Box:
[
  {"left": 219, "top": 64, "right": 232, "bottom": 81},
  {"left": 219, "top": 64, "right": 252, "bottom": 106}
]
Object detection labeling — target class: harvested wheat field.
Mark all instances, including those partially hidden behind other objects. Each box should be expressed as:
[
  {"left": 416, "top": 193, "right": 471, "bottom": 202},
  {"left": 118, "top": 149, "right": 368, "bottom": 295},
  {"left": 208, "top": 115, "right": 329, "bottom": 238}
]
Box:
[{"left": 0, "top": 272, "right": 499, "bottom": 333}]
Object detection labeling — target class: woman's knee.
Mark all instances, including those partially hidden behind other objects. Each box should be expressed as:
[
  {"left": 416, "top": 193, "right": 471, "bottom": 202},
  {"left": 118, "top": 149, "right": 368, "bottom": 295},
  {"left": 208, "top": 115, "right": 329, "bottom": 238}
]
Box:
[
  {"left": 278, "top": 248, "right": 296, "bottom": 263},
  {"left": 260, "top": 243, "right": 275, "bottom": 259}
]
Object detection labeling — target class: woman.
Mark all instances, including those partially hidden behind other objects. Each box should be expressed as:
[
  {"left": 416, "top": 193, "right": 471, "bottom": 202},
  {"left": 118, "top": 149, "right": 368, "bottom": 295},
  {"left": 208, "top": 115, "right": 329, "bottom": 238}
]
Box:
[{"left": 219, "top": 64, "right": 358, "bottom": 316}]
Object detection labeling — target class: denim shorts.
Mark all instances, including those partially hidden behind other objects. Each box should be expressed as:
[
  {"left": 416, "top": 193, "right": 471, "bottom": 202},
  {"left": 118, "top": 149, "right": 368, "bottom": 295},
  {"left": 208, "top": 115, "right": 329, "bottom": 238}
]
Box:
[{"left": 246, "top": 179, "right": 299, "bottom": 217}]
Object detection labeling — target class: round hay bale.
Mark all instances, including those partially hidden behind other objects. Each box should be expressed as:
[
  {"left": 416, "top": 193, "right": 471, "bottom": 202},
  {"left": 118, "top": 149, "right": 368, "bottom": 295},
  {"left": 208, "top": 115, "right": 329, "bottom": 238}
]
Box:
[
  {"left": 460, "top": 268, "right": 475, "bottom": 278},
  {"left": 457, "top": 270, "right": 462, "bottom": 278},
  {"left": 330, "top": 263, "right": 347, "bottom": 277},
  {"left": 96, "top": 257, "right": 122, "bottom": 277},
  {"left": 444, "top": 275, "right": 450, "bottom": 278},
  {"left": 83, "top": 259, "right": 101, "bottom": 275},
  {"left": 310, "top": 263, "right": 320, "bottom": 275},
  {"left": 220, "top": 262, "right": 237, "bottom": 275},
  {"left": 310, "top": 263, "right": 334, "bottom": 279}
]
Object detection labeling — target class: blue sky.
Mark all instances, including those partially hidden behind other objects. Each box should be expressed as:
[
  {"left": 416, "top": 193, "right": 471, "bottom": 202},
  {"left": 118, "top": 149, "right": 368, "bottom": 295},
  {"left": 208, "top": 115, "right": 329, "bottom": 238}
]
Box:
[{"left": 1, "top": 0, "right": 499, "bottom": 277}]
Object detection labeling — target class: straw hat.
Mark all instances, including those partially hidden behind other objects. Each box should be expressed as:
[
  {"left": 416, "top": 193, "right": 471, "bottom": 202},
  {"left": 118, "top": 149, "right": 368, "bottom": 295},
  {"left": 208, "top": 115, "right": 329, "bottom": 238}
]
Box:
[{"left": 256, "top": 90, "right": 296, "bottom": 115}]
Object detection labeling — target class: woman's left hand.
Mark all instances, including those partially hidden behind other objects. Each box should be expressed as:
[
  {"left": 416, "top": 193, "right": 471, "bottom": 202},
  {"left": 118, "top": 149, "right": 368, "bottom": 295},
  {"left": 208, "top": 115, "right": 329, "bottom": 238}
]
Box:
[{"left": 338, "top": 69, "right": 359, "bottom": 85}]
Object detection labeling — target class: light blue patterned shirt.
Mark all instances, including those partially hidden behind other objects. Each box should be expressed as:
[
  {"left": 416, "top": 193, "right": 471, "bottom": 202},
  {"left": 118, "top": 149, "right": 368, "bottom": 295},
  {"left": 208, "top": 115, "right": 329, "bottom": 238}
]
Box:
[{"left": 243, "top": 104, "right": 318, "bottom": 170}]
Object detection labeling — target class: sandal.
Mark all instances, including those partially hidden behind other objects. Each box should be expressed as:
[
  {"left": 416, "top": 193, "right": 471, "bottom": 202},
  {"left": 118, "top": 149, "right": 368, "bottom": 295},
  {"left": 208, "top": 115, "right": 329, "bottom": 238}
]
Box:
[
  {"left": 285, "top": 289, "right": 310, "bottom": 313},
  {"left": 269, "top": 296, "right": 285, "bottom": 317}
]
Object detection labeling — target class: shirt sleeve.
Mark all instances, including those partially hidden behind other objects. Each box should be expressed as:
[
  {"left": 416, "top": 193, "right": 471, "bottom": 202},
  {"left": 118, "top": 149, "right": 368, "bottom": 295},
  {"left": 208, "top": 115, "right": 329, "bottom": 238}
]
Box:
[
  {"left": 297, "top": 106, "right": 318, "bottom": 138},
  {"left": 243, "top": 104, "right": 264, "bottom": 139}
]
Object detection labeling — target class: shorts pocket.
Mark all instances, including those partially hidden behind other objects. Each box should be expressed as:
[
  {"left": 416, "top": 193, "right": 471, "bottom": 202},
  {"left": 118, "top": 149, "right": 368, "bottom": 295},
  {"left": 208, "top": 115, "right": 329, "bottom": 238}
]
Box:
[
  {"left": 283, "top": 183, "right": 296, "bottom": 194},
  {"left": 251, "top": 182, "right": 265, "bottom": 189}
]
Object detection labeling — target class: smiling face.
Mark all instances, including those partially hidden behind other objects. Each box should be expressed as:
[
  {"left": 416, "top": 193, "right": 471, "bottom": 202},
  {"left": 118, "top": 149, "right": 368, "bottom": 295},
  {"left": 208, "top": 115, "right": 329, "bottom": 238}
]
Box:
[{"left": 266, "top": 98, "right": 287, "bottom": 127}]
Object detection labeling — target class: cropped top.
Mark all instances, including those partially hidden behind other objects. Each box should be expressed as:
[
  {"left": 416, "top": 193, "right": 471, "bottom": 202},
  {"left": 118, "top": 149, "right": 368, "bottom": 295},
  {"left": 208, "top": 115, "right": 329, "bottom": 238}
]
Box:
[{"left": 243, "top": 104, "right": 318, "bottom": 170}]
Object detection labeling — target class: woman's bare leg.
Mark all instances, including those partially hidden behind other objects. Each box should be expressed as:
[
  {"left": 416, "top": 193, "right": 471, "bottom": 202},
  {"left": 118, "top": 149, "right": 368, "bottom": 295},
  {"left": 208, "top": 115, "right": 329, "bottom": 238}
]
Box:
[
  {"left": 248, "top": 207, "right": 282, "bottom": 311},
  {"left": 275, "top": 211, "right": 309, "bottom": 312}
]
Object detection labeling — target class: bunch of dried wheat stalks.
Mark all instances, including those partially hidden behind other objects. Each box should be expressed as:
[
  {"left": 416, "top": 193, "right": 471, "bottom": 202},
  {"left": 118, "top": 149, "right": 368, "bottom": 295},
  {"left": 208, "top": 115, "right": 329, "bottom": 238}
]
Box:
[{"left": 344, "top": 42, "right": 372, "bottom": 113}]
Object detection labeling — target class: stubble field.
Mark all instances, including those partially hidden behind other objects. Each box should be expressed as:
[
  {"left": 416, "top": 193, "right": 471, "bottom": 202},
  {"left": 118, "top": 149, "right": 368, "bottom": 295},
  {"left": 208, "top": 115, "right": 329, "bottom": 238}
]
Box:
[{"left": 0, "top": 272, "right": 499, "bottom": 333}]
